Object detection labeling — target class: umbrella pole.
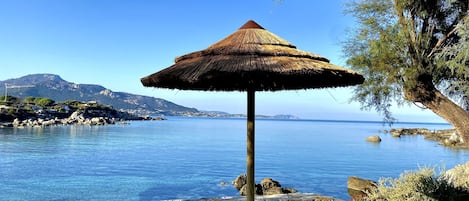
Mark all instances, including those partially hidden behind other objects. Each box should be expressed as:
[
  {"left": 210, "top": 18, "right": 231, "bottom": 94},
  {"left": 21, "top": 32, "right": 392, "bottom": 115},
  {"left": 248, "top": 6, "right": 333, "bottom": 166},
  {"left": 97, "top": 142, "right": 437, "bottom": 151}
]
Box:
[{"left": 246, "top": 90, "right": 255, "bottom": 201}]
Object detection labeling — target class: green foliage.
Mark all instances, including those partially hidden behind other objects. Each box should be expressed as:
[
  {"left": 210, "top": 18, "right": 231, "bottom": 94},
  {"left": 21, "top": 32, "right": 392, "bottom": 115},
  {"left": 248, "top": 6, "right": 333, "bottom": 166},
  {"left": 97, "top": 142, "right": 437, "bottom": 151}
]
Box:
[
  {"left": 23, "top": 96, "right": 35, "bottom": 104},
  {"left": 436, "top": 16, "right": 469, "bottom": 110},
  {"left": 34, "top": 97, "right": 55, "bottom": 107},
  {"left": 1, "top": 96, "right": 20, "bottom": 105},
  {"left": 343, "top": 0, "right": 469, "bottom": 120},
  {"left": 7, "top": 108, "right": 15, "bottom": 115},
  {"left": 61, "top": 99, "right": 81, "bottom": 107},
  {"left": 365, "top": 165, "right": 469, "bottom": 201},
  {"left": 442, "top": 162, "right": 469, "bottom": 190}
]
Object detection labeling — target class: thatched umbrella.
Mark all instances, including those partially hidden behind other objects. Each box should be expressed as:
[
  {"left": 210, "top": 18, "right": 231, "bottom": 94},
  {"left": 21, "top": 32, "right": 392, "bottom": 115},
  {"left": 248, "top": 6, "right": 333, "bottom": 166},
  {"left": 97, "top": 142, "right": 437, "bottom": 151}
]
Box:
[{"left": 141, "top": 20, "right": 364, "bottom": 200}]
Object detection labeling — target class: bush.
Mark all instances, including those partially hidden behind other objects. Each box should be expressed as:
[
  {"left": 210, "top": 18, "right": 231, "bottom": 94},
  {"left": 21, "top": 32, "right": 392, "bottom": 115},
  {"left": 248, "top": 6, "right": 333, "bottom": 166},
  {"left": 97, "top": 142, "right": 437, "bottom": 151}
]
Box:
[
  {"left": 23, "top": 96, "right": 35, "bottom": 104},
  {"left": 1, "top": 96, "right": 20, "bottom": 104},
  {"left": 443, "top": 162, "right": 469, "bottom": 190},
  {"left": 365, "top": 163, "right": 469, "bottom": 201},
  {"left": 34, "top": 97, "right": 55, "bottom": 107},
  {"left": 62, "top": 100, "right": 81, "bottom": 106}
]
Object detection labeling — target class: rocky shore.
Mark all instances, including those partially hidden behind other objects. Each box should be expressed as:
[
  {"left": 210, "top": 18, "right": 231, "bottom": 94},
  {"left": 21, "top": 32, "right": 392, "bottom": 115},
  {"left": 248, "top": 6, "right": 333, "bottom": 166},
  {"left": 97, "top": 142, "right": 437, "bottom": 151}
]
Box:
[
  {"left": 0, "top": 111, "right": 164, "bottom": 128},
  {"left": 232, "top": 175, "right": 298, "bottom": 196},
  {"left": 184, "top": 175, "right": 343, "bottom": 201},
  {"left": 0, "top": 98, "right": 164, "bottom": 128},
  {"left": 385, "top": 128, "right": 464, "bottom": 148}
]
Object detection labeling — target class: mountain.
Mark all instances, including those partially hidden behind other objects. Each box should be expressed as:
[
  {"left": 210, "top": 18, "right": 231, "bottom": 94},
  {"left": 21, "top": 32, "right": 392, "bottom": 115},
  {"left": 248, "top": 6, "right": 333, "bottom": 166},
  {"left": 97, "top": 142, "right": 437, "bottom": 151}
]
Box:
[{"left": 0, "top": 74, "right": 199, "bottom": 116}]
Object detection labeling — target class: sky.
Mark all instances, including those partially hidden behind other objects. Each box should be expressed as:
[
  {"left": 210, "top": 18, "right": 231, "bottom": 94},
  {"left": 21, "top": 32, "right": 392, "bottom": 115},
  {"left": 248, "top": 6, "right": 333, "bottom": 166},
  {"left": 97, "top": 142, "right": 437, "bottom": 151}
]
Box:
[{"left": 0, "top": 0, "right": 445, "bottom": 122}]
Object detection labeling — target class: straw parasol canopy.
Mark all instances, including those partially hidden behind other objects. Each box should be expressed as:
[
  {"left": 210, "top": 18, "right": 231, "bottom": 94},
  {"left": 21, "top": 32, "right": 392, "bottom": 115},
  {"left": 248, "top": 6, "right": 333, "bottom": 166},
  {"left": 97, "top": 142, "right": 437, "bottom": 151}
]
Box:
[
  {"left": 141, "top": 20, "right": 364, "bottom": 201},
  {"left": 141, "top": 20, "right": 364, "bottom": 91}
]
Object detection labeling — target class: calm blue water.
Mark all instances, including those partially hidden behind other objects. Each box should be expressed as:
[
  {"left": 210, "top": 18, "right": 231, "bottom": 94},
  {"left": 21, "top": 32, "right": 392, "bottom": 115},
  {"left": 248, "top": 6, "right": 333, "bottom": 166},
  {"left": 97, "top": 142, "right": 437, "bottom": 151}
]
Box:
[{"left": 1, "top": 117, "right": 468, "bottom": 201}]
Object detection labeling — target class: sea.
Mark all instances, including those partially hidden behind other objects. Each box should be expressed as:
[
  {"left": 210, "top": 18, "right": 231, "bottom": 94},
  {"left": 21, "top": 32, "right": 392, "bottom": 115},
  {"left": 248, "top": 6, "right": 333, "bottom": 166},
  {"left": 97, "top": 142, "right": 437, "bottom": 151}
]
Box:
[{"left": 1, "top": 117, "right": 468, "bottom": 201}]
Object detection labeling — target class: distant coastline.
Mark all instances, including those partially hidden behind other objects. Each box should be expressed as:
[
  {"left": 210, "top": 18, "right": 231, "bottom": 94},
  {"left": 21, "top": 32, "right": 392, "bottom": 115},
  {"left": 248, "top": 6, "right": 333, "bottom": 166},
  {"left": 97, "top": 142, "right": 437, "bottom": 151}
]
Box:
[{"left": 167, "top": 115, "right": 451, "bottom": 126}]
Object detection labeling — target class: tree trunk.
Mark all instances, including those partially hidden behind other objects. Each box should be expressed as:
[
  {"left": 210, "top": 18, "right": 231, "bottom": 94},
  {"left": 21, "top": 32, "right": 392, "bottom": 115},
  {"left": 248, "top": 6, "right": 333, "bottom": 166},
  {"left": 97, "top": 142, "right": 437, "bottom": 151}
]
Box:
[{"left": 405, "top": 75, "right": 469, "bottom": 146}]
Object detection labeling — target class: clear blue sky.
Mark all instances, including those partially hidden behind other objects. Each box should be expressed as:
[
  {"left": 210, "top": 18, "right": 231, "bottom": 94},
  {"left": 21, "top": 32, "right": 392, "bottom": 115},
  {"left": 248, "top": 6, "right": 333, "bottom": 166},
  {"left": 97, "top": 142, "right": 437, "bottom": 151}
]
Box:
[{"left": 0, "top": 0, "right": 443, "bottom": 122}]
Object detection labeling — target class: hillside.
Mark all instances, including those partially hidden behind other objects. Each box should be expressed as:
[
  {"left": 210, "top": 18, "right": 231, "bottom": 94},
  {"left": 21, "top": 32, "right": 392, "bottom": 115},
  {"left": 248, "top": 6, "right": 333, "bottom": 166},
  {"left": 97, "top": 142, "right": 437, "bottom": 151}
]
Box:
[{"left": 0, "top": 74, "right": 199, "bottom": 116}]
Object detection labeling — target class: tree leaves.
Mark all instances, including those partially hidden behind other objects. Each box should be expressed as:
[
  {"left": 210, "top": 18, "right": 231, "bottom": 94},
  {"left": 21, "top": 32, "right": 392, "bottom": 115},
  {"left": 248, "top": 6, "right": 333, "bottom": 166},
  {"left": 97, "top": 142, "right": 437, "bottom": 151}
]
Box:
[{"left": 342, "top": 0, "right": 469, "bottom": 120}]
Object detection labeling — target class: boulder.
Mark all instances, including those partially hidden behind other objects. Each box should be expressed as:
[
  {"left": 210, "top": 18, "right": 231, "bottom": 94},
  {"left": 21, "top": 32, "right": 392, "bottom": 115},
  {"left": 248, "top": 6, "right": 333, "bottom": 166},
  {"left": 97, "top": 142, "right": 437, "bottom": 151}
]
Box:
[
  {"left": 239, "top": 184, "right": 263, "bottom": 196},
  {"left": 232, "top": 174, "right": 247, "bottom": 190},
  {"left": 348, "top": 176, "right": 377, "bottom": 201},
  {"left": 389, "top": 128, "right": 432, "bottom": 136},
  {"left": 282, "top": 187, "right": 298, "bottom": 194},
  {"left": 69, "top": 111, "right": 81, "bottom": 120},
  {"left": 443, "top": 132, "right": 463, "bottom": 146},
  {"left": 260, "top": 178, "right": 282, "bottom": 195},
  {"left": 42, "top": 119, "right": 55, "bottom": 126},
  {"left": 260, "top": 178, "right": 281, "bottom": 189},
  {"left": 12, "top": 118, "right": 20, "bottom": 126},
  {"left": 262, "top": 186, "right": 283, "bottom": 195},
  {"left": 390, "top": 130, "right": 401, "bottom": 137},
  {"left": 235, "top": 176, "right": 297, "bottom": 196},
  {"left": 365, "top": 135, "right": 382, "bottom": 143}
]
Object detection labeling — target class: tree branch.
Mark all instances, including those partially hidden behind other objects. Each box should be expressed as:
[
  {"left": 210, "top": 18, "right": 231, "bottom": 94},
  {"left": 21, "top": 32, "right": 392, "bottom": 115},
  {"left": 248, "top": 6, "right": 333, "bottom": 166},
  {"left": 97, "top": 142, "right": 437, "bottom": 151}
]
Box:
[{"left": 427, "top": 26, "right": 458, "bottom": 58}]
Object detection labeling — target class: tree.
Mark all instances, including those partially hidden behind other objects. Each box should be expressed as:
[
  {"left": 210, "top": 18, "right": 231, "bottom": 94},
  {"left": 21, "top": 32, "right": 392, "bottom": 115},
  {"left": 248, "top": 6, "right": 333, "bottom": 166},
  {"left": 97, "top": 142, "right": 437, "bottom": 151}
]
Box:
[
  {"left": 343, "top": 0, "right": 469, "bottom": 145},
  {"left": 1, "top": 96, "right": 20, "bottom": 105},
  {"left": 34, "top": 97, "right": 55, "bottom": 107},
  {"left": 23, "top": 96, "right": 35, "bottom": 104}
]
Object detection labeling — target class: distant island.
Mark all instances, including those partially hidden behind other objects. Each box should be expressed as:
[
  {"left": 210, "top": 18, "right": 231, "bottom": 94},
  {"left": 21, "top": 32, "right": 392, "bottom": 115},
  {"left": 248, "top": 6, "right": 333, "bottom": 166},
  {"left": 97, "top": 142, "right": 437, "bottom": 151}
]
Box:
[{"left": 0, "top": 74, "right": 297, "bottom": 120}]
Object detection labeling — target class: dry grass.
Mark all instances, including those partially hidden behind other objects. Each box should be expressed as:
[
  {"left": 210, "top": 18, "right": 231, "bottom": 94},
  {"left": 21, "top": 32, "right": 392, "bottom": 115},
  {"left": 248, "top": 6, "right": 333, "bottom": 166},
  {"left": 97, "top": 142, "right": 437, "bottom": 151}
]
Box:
[{"left": 363, "top": 162, "right": 469, "bottom": 201}]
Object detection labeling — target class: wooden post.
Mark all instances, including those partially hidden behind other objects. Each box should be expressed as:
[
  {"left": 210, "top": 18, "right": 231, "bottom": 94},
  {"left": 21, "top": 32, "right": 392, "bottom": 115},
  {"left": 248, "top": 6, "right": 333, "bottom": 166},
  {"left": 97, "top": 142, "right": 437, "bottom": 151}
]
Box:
[{"left": 246, "top": 90, "right": 255, "bottom": 201}]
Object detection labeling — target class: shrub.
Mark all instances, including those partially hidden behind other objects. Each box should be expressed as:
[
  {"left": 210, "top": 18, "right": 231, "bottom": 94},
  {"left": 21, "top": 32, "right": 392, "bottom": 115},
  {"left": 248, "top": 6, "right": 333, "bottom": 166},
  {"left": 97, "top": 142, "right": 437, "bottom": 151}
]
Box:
[
  {"left": 365, "top": 163, "right": 469, "bottom": 201},
  {"left": 23, "top": 96, "right": 35, "bottom": 104},
  {"left": 62, "top": 100, "right": 81, "bottom": 106},
  {"left": 34, "top": 97, "right": 55, "bottom": 107},
  {"left": 442, "top": 162, "right": 469, "bottom": 190}
]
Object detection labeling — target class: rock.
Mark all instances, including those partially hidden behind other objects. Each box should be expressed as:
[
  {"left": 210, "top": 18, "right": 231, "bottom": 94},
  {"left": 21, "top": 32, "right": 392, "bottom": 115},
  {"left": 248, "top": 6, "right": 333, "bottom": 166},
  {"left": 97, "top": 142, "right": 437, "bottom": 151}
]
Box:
[
  {"left": 260, "top": 178, "right": 282, "bottom": 195},
  {"left": 390, "top": 130, "right": 401, "bottom": 137},
  {"left": 69, "top": 111, "right": 82, "bottom": 120},
  {"left": 443, "top": 132, "right": 463, "bottom": 146},
  {"left": 239, "top": 184, "right": 263, "bottom": 196},
  {"left": 232, "top": 174, "right": 247, "bottom": 190},
  {"left": 282, "top": 187, "right": 298, "bottom": 194},
  {"left": 12, "top": 118, "right": 20, "bottom": 126},
  {"left": 260, "top": 178, "right": 281, "bottom": 189},
  {"left": 219, "top": 181, "right": 228, "bottom": 186},
  {"left": 42, "top": 119, "right": 56, "bottom": 126},
  {"left": 389, "top": 128, "right": 433, "bottom": 136},
  {"left": 348, "top": 176, "right": 377, "bottom": 201},
  {"left": 0, "top": 122, "right": 13, "bottom": 127},
  {"left": 262, "top": 186, "right": 283, "bottom": 195},
  {"left": 236, "top": 176, "right": 297, "bottom": 196},
  {"left": 386, "top": 128, "right": 468, "bottom": 148},
  {"left": 365, "top": 135, "right": 381, "bottom": 143}
]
